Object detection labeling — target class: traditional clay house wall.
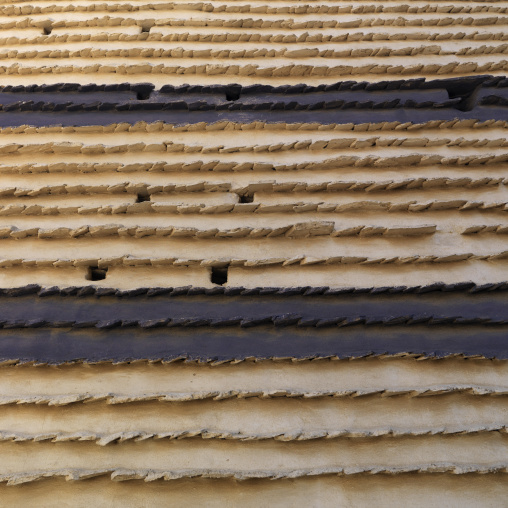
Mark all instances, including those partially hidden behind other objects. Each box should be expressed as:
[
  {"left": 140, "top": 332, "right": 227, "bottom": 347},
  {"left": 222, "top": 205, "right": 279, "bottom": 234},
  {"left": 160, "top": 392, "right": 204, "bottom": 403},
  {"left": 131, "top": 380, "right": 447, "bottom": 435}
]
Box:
[{"left": 0, "top": 1, "right": 507, "bottom": 506}]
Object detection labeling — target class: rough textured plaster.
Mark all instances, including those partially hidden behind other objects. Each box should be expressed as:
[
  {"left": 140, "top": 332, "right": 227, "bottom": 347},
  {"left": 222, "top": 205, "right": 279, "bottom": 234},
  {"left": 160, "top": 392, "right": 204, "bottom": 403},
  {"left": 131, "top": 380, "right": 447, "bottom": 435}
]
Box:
[
  {"left": 0, "top": 434, "right": 506, "bottom": 474},
  {"left": 2, "top": 0, "right": 508, "bottom": 502},
  {"left": 0, "top": 393, "right": 507, "bottom": 437},
  {"left": 0, "top": 475, "right": 505, "bottom": 508},
  {"left": 2, "top": 360, "right": 508, "bottom": 396}
]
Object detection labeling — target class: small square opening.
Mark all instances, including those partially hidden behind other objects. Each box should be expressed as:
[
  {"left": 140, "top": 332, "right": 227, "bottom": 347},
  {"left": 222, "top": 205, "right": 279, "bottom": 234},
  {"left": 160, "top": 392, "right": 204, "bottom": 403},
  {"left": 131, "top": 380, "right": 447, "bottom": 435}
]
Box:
[
  {"left": 136, "top": 91, "right": 151, "bottom": 100},
  {"left": 136, "top": 193, "right": 151, "bottom": 202},
  {"left": 86, "top": 266, "right": 108, "bottom": 281},
  {"left": 239, "top": 194, "right": 254, "bottom": 203},
  {"left": 211, "top": 266, "right": 228, "bottom": 286},
  {"left": 225, "top": 85, "right": 241, "bottom": 101}
]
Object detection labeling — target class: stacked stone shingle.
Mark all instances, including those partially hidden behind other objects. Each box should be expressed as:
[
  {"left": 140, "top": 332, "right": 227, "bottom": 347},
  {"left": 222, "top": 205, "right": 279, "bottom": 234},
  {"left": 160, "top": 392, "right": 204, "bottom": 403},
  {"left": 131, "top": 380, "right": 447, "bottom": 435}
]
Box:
[{"left": 0, "top": 1, "right": 507, "bottom": 506}]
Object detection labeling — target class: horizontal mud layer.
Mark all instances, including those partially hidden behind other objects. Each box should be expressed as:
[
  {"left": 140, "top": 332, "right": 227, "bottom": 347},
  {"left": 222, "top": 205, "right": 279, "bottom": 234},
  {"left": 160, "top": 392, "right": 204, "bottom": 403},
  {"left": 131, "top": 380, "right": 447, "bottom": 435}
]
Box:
[{"left": 0, "top": 474, "right": 504, "bottom": 508}]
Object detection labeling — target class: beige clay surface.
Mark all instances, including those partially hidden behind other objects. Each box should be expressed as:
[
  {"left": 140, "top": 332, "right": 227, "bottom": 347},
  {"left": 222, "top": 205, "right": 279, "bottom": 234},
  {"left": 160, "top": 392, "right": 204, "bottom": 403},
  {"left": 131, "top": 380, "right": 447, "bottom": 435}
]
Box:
[
  {"left": 0, "top": 359, "right": 506, "bottom": 506},
  {"left": 0, "top": 121, "right": 507, "bottom": 288},
  {"left": 0, "top": 0, "right": 508, "bottom": 84},
  {"left": 0, "top": 1, "right": 507, "bottom": 504}
]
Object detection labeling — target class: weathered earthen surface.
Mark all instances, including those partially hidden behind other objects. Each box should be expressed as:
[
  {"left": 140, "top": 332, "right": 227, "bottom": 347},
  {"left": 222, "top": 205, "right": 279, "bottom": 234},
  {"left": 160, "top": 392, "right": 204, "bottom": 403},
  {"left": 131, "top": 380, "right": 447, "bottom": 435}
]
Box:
[{"left": 1, "top": 0, "right": 508, "bottom": 504}]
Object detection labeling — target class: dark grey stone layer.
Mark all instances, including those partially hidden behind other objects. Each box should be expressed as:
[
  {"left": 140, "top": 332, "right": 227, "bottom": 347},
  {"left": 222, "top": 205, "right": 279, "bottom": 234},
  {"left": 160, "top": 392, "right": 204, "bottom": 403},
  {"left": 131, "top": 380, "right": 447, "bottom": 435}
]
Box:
[
  {"left": 0, "top": 76, "right": 506, "bottom": 127},
  {"left": 0, "top": 284, "right": 506, "bottom": 363}
]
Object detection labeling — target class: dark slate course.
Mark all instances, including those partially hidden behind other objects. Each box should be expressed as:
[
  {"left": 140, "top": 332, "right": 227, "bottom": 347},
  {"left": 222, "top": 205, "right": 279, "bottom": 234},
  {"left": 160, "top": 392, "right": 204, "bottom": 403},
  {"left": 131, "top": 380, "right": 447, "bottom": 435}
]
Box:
[
  {"left": 0, "top": 76, "right": 508, "bottom": 127},
  {"left": 0, "top": 284, "right": 507, "bottom": 363}
]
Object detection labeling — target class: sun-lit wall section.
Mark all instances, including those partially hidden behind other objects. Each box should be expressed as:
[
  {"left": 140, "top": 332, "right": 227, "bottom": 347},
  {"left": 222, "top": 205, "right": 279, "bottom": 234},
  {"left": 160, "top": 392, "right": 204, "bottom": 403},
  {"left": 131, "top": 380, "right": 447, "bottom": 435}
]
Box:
[{"left": 0, "top": 1, "right": 507, "bottom": 506}]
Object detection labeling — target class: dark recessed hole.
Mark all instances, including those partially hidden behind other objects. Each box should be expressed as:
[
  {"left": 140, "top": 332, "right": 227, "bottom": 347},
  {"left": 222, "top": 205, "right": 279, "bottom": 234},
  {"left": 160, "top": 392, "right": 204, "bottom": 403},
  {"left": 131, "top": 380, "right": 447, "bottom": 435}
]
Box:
[
  {"left": 43, "top": 27, "right": 52, "bottom": 35},
  {"left": 239, "top": 194, "right": 253, "bottom": 203},
  {"left": 211, "top": 266, "right": 228, "bottom": 286},
  {"left": 225, "top": 90, "right": 241, "bottom": 101},
  {"left": 444, "top": 77, "right": 487, "bottom": 112},
  {"left": 225, "top": 85, "right": 242, "bottom": 101},
  {"left": 136, "top": 91, "right": 151, "bottom": 100},
  {"left": 140, "top": 26, "right": 151, "bottom": 33},
  {"left": 136, "top": 193, "right": 151, "bottom": 203},
  {"left": 448, "top": 84, "right": 482, "bottom": 112},
  {"left": 86, "top": 266, "right": 108, "bottom": 281}
]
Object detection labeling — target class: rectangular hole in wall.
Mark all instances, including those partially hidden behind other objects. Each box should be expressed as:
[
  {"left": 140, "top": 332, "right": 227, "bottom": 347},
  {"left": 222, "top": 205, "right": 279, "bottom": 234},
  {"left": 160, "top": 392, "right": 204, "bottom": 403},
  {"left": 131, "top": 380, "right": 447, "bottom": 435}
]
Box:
[
  {"left": 211, "top": 266, "right": 228, "bottom": 286},
  {"left": 86, "top": 266, "right": 108, "bottom": 281}
]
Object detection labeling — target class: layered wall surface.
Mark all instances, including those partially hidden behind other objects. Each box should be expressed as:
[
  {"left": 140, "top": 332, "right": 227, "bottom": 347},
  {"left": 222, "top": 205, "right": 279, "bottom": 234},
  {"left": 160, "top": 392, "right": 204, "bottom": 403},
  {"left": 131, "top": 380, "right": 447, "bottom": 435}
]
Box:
[{"left": 0, "top": 1, "right": 507, "bottom": 506}]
